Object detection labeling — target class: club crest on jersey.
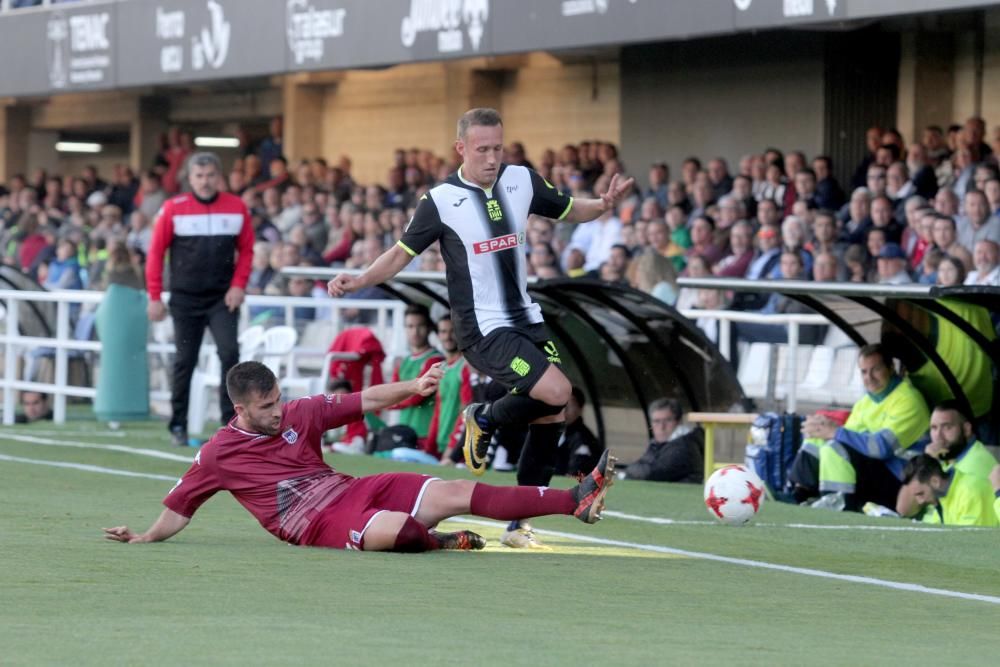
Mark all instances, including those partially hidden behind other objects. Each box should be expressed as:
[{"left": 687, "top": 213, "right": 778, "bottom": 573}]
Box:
[
  {"left": 473, "top": 232, "right": 524, "bottom": 255},
  {"left": 282, "top": 428, "right": 299, "bottom": 444},
  {"left": 486, "top": 199, "right": 503, "bottom": 222}
]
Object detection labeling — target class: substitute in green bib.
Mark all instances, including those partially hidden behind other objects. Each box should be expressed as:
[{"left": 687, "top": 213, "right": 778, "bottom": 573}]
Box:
[
  {"left": 896, "top": 400, "right": 999, "bottom": 517},
  {"left": 426, "top": 315, "right": 473, "bottom": 458},
  {"left": 904, "top": 298, "right": 995, "bottom": 428},
  {"left": 902, "top": 454, "right": 999, "bottom": 527},
  {"left": 387, "top": 305, "right": 444, "bottom": 448},
  {"left": 790, "top": 344, "right": 929, "bottom": 512}
]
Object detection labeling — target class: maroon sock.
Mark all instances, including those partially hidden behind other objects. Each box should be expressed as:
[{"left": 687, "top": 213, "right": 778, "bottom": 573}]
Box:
[
  {"left": 390, "top": 516, "right": 438, "bottom": 552},
  {"left": 469, "top": 483, "right": 576, "bottom": 521}
]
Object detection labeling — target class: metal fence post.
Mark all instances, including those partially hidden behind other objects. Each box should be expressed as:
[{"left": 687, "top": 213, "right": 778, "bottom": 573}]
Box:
[
  {"left": 3, "top": 299, "right": 19, "bottom": 425},
  {"left": 53, "top": 299, "right": 70, "bottom": 424},
  {"left": 787, "top": 321, "right": 800, "bottom": 414}
]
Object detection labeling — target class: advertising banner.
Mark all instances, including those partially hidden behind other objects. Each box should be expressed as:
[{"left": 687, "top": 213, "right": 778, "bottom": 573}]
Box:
[
  {"left": 116, "top": 0, "right": 286, "bottom": 86},
  {"left": 0, "top": 1, "right": 116, "bottom": 96}
]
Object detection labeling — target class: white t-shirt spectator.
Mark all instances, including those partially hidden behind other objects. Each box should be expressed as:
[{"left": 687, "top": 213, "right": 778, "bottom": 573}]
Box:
[{"left": 567, "top": 214, "right": 622, "bottom": 271}]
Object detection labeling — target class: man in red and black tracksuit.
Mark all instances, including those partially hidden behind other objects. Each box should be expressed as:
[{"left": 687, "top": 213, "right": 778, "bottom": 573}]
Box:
[{"left": 146, "top": 152, "right": 255, "bottom": 446}]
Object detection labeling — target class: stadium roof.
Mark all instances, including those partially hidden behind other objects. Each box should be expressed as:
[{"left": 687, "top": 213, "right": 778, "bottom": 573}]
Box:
[{"left": 678, "top": 277, "right": 1000, "bottom": 425}]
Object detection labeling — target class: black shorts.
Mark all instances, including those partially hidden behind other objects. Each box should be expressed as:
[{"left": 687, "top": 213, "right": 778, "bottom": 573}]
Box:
[{"left": 462, "top": 324, "right": 562, "bottom": 395}]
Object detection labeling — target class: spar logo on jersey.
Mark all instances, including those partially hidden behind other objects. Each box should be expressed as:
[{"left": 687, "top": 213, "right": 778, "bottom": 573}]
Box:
[
  {"left": 473, "top": 232, "right": 524, "bottom": 255},
  {"left": 282, "top": 428, "right": 299, "bottom": 444}
]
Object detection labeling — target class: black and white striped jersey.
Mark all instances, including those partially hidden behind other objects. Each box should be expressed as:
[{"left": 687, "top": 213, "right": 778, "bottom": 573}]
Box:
[{"left": 398, "top": 164, "right": 573, "bottom": 349}]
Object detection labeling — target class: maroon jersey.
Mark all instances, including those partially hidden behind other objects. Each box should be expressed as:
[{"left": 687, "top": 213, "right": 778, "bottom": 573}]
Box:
[{"left": 163, "top": 392, "right": 363, "bottom": 544}]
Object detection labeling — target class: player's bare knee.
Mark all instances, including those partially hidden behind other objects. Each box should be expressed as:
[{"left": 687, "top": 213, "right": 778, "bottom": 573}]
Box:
[
  {"left": 362, "top": 511, "right": 410, "bottom": 551},
  {"left": 532, "top": 371, "right": 571, "bottom": 407}
]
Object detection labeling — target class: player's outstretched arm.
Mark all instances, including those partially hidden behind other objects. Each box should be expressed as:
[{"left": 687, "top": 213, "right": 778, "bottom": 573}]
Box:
[
  {"left": 361, "top": 363, "right": 443, "bottom": 413},
  {"left": 562, "top": 173, "right": 635, "bottom": 223},
  {"left": 103, "top": 508, "right": 190, "bottom": 544},
  {"left": 327, "top": 244, "right": 412, "bottom": 297}
]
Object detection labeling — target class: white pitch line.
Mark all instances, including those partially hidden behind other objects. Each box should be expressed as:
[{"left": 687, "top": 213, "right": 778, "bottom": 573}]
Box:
[
  {"left": 0, "top": 453, "right": 176, "bottom": 481},
  {"left": 3, "top": 428, "right": 129, "bottom": 438},
  {"left": 457, "top": 518, "right": 1000, "bottom": 606},
  {"left": 603, "top": 510, "right": 981, "bottom": 533},
  {"left": 0, "top": 432, "right": 193, "bottom": 463},
  {"left": 3, "top": 451, "right": 999, "bottom": 606}
]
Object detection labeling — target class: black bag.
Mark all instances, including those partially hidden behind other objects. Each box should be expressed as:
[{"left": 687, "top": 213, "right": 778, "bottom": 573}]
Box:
[{"left": 368, "top": 424, "right": 419, "bottom": 454}]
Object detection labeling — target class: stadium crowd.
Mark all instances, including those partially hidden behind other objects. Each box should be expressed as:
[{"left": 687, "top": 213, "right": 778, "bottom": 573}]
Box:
[
  {"left": 3, "top": 112, "right": 1000, "bottom": 525},
  {"left": 5, "top": 116, "right": 1000, "bottom": 317}
]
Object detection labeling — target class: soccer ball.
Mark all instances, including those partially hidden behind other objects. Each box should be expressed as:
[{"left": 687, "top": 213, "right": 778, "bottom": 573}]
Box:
[{"left": 703, "top": 465, "right": 765, "bottom": 526}]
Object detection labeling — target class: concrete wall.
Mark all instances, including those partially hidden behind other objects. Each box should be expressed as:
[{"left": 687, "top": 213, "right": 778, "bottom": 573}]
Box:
[
  {"left": 318, "top": 53, "right": 620, "bottom": 185},
  {"left": 499, "top": 52, "right": 620, "bottom": 159},
  {"left": 621, "top": 34, "right": 826, "bottom": 182}
]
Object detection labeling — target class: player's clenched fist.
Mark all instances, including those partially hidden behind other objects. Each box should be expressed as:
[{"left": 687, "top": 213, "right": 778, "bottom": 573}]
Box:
[
  {"left": 327, "top": 274, "right": 357, "bottom": 297},
  {"left": 414, "top": 362, "right": 444, "bottom": 396}
]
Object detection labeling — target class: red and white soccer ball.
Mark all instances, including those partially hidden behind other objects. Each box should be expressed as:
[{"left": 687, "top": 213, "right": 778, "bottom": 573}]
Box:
[{"left": 704, "top": 465, "right": 765, "bottom": 526}]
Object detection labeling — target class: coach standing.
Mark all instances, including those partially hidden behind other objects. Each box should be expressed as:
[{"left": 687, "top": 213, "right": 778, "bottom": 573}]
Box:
[{"left": 146, "top": 152, "right": 255, "bottom": 446}]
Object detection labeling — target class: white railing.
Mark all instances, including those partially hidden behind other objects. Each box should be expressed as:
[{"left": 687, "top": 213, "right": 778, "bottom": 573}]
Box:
[
  {"left": 0, "top": 288, "right": 406, "bottom": 425},
  {"left": 677, "top": 308, "right": 833, "bottom": 412}
]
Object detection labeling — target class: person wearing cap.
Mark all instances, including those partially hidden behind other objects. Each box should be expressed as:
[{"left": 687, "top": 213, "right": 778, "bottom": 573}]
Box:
[{"left": 876, "top": 242, "right": 913, "bottom": 284}]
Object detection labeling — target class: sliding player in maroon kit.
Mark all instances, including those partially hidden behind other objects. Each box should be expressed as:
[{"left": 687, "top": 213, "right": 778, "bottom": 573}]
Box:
[{"left": 103, "top": 361, "right": 615, "bottom": 552}]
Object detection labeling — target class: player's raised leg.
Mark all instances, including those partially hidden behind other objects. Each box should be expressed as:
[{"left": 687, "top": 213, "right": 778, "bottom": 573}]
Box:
[
  {"left": 463, "top": 341, "right": 571, "bottom": 476},
  {"left": 415, "top": 449, "right": 617, "bottom": 538}
]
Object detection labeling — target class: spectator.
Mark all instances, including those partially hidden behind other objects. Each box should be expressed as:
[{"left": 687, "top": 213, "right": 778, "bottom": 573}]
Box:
[
  {"left": 735, "top": 251, "right": 825, "bottom": 349},
  {"left": 645, "top": 162, "right": 669, "bottom": 210},
  {"left": 790, "top": 344, "right": 930, "bottom": 512},
  {"left": 949, "top": 146, "right": 975, "bottom": 198},
  {"left": 43, "top": 239, "right": 84, "bottom": 290},
  {"left": 934, "top": 187, "right": 959, "bottom": 217},
  {"left": 904, "top": 143, "right": 939, "bottom": 200},
  {"left": 931, "top": 214, "right": 973, "bottom": 270},
  {"left": 628, "top": 247, "right": 678, "bottom": 305},
  {"left": 567, "top": 207, "right": 623, "bottom": 272},
  {"left": 965, "top": 239, "right": 1000, "bottom": 285},
  {"left": 758, "top": 162, "right": 786, "bottom": 204},
  {"left": 851, "top": 125, "right": 883, "bottom": 189},
  {"left": 623, "top": 398, "right": 703, "bottom": 483},
  {"left": 957, "top": 189, "right": 1000, "bottom": 251},
  {"left": 161, "top": 127, "right": 192, "bottom": 195},
  {"left": 685, "top": 215, "right": 724, "bottom": 267},
  {"left": 792, "top": 168, "right": 819, "bottom": 210},
  {"left": 595, "top": 244, "right": 630, "bottom": 284},
  {"left": 982, "top": 178, "right": 1000, "bottom": 217},
  {"left": 812, "top": 155, "right": 846, "bottom": 210},
  {"left": 15, "top": 391, "right": 52, "bottom": 424},
  {"left": 126, "top": 211, "right": 152, "bottom": 255},
  {"left": 935, "top": 254, "right": 966, "bottom": 287},
  {"left": 869, "top": 194, "right": 904, "bottom": 243},
  {"left": 713, "top": 220, "right": 754, "bottom": 278},
  {"left": 808, "top": 210, "right": 846, "bottom": 261},
  {"left": 674, "top": 253, "right": 712, "bottom": 311},
  {"left": 776, "top": 215, "right": 813, "bottom": 277},
  {"left": 98, "top": 240, "right": 144, "bottom": 291},
  {"left": 714, "top": 195, "right": 745, "bottom": 247},
  {"left": 812, "top": 251, "right": 841, "bottom": 283},
  {"left": 876, "top": 243, "right": 913, "bottom": 285},
  {"left": 707, "top": 158, "right": 733, "bottom": 201},
  {"left": 842, "top": 187, "right": 872, "bottom": 245},
  {"left": 256, "top": 116, "right": 284, "bottom": 179},
  {"left": 529, "top": 241, "right": 562, "bottom": 277}
]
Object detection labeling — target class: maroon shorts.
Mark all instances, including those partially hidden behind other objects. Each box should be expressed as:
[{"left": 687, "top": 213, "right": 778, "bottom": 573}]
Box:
[{"left": 301, "top": 472, "right": 438, "bottom": 550}]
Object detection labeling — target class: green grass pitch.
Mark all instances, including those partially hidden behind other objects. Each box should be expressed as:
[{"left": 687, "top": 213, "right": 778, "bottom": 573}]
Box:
[{"left": 1, "top": 418, "right": 997, "bottom": 666}]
